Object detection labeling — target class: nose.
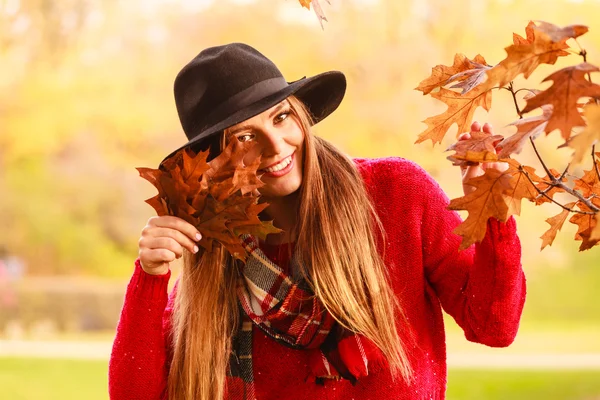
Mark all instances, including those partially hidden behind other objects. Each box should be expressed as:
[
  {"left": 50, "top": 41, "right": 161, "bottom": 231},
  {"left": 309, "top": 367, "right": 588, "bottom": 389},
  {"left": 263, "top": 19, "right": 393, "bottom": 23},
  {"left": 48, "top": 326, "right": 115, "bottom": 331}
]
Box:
[{"left": 258, "top": 125, "right": 285, "bottom": 157}]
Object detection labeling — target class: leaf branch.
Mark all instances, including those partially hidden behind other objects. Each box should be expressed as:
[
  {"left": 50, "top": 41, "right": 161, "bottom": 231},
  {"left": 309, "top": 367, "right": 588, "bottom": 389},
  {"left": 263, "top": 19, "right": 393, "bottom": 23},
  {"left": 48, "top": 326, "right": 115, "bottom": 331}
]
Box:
[
  {"left": 528, "top": 138, "right": 600, "bottom": 212},
  {"left": 593, "top": 144, "right": 600, "bottom": 182},
  {"left": 503, "top": 82, "right": 524, "bottom": 119}
]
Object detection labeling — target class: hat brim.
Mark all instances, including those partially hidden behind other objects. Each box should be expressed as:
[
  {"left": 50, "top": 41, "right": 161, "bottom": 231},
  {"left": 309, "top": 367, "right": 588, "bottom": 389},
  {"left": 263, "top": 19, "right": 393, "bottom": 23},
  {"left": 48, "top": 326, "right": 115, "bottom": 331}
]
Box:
[{"left": 159, "top": 70, "right": 346, "bottom": 167}]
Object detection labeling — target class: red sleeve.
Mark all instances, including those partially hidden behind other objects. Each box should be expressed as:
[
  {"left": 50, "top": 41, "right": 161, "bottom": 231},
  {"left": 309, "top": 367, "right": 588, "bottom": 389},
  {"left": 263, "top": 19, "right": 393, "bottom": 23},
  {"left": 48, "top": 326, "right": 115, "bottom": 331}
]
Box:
[
  {"left": 416, "top": 165, "right": 527, "bottom": 347},
  {"left": 108, "top": 259, "right": 177, "bottom": 400}
]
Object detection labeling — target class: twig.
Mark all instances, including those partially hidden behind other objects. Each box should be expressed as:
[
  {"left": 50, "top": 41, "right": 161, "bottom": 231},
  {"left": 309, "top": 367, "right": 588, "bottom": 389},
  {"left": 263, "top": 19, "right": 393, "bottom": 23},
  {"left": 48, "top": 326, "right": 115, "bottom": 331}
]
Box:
[
  {"left": 593, "top": 144, "right": 600, "bottom": 182},
  {"left": 529, "top": 137, "right": 553, "bottom": 179},
  {"left": 527, "top": 139, "right": 600, "bottom": 212},
  {"left": 505, "top": 82, "right": 524, "bottom": 119},
  {"left": 535, "top": 163, "right": 570, "bottom": 199},
  {"left": 519, "top": 167, "right": 591, "bottom": 214},
  {"left": 520, "top": 168, "right": 596, "bottom": 215}
]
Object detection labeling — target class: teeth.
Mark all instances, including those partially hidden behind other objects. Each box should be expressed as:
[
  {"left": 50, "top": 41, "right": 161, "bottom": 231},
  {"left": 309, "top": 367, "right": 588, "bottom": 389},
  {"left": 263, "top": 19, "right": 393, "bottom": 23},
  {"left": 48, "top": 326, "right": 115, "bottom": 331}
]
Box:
[{"left": 264, "top": 156, "right": 292, "bottom": 173}]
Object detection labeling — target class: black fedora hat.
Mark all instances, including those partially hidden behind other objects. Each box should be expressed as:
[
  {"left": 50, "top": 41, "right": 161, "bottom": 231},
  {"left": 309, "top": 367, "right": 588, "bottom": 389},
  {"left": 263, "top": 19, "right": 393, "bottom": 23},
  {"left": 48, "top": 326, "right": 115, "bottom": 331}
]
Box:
[{"left": 160, "top": 42, "right": 346, "bottom": 166}]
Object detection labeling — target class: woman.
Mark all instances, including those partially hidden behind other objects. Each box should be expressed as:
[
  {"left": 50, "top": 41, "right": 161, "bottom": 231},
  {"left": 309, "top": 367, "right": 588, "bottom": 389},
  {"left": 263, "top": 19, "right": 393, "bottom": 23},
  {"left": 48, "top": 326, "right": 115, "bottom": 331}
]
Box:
[{"left": 109, "top": 43, "right": 525, "bottom": 400}]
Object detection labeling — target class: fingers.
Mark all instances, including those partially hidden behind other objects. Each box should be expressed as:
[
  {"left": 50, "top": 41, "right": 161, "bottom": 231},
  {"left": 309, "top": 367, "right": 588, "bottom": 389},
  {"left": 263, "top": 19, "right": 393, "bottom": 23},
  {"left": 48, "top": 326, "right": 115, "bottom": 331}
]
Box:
[
  {"left": 148, "top": 216, "right": 202, "bottom": 243},
  {"left": 482, "top": 122, "right": 493, "bottom": 134},
  {"left": 138, "top": 216, "right": 202, "bottom": 274},
  {"left": 142, "top": 226, "right": 198, "bottom": 254},
  {"left": 469, "top": 121, "right": 493, "bottom": 134}
]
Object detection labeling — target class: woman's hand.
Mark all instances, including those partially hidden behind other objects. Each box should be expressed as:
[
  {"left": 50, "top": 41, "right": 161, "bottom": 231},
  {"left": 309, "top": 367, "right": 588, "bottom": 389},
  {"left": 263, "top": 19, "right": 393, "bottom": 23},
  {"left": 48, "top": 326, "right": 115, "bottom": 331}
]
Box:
[
  {"left": 138, "top": 216, "right": 202, "bottom": 275},
  {"left": 458, "top": 121, "right": 508, "bottom": 196}
]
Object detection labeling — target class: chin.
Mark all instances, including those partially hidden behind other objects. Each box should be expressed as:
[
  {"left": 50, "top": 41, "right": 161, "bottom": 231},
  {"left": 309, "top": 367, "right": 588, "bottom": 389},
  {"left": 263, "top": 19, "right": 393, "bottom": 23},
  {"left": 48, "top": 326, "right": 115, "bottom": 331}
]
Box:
[{"left": 260, "top": 181, "right": 301, "bottom": 198}]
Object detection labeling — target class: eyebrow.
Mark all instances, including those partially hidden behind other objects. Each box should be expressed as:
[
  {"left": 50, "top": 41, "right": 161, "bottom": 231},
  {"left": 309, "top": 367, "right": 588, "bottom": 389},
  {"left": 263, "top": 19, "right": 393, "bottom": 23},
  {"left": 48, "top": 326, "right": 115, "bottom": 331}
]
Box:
[{"left": 228, "top": 101, "right": 289, "bottom": 136}]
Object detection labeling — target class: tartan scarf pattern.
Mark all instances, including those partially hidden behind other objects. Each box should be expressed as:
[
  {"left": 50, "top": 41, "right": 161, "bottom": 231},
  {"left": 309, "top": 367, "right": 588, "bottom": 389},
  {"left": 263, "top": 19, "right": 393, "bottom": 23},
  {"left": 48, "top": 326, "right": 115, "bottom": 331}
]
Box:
[{"left": 225, "top": 235, "right": 387, "bottom": 399}]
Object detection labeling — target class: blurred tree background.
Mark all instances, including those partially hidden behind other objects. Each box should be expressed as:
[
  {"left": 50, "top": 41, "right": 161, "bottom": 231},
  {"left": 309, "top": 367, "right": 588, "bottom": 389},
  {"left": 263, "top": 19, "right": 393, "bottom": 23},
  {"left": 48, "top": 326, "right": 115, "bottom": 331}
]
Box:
[{"left": 1, "top": 0, "right": 600, "bottom": 329}]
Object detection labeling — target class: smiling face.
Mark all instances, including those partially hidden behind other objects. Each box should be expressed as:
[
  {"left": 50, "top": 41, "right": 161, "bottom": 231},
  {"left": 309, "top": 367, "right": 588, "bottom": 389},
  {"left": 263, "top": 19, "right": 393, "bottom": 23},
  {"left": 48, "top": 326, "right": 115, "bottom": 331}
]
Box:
[{"left": 225, "top": 98, "right": 305, "bottom": 199}]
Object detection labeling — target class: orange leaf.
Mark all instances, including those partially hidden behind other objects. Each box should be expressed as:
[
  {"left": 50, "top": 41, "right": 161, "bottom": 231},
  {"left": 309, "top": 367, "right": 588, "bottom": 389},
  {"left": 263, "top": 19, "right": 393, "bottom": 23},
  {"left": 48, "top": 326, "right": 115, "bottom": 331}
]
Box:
[
  {"left": 500, "top": 103, "right": 552, "bottom": 158},
  {"left": 415, "top": 86, "right": 492, "bottom": 146},
  {"left": 484, "top": 23, "right": 570, "bottom": 90},
  {"left": 448, "top": 159, "right": 545, "bottom": 249},
  {"left": 446, "top": 55, "right": 491, "bottom": 95},
  {"left": 573, "top": 162, "right": 600, "bottom": 198},
  {"left": 533, "top": 20, "right": 589, "bottom": 43},
  {"left": 512, "top": 21, "right": 536, "bottom": 45},
  {"left": 446, "top": 130, "right": 504, "bottom": 166},
  {"left": 448, "top": 167, "right": 513, "bottom": 250},
  {"left": 521, "top": 63, "right": 600, "bottom": 140},
  {"left": 137, "top": 140, "right": 282, "bottom": 262},
  {"left": 298, "top": 0, "right": 311, "bottom": 9},
  {"left": 504, "top": 159, "right": 544, "bottom": 216},
  {"left": 563, "top": 103, "right": 600, "bottom": 166},
  {"left": 569, "top": 201, "right": 600, "bottom": 251},
  {"left": 416, "top": 54, "right": 486, "bottom": 95},
  {"left": 540, "top": 202, "right": 577, "bottom": 250}
]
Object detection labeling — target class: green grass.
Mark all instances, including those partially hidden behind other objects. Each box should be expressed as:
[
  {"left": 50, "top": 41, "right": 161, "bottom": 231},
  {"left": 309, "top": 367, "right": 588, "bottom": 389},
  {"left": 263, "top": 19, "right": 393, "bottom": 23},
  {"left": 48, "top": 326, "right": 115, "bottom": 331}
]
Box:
[
  {"left": 0, "top": 358, "right": 108, "bottom": 400},
  {"left": 447, "top": 369, "right": 600, "bottom": 400},
  {"left": 1, "top": 358, "right": 599, "bottom": 399}
]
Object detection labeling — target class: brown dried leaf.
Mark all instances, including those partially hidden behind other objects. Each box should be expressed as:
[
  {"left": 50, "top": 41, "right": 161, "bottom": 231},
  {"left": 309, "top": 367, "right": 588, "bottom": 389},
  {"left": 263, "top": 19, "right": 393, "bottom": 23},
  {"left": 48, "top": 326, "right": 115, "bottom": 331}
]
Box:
[
  {"left": 446, "top": 130, "right": 504, "bottom": 166},
  {"left": 137, "top": 141, "right": 282, "bottom": 262},
  {"left": 512, "top": 21, "right": 536, "bottom": 45},
  {"left": 540, "top": 202, "right": 577, "bottom": 250},
  {"left": 573, "top": 162, "right": 600, "bottom": 198},
  {"left": 415, "top": 86, "right": 492, "bottom": 146},
  {"left": 569, "top": 201, "right": 600, "bottom": 251},
  {"left": 564, "top": 104, "right": 600, "bottom": 166},
  {"left": 521, "top": 63, "right": 600, "bottom": 140},
  {"left": 499, "top": 104, "right": 553, "bottom": 158},
  {"left": 415, "top": 54, "right": 484, "bottom": 95},
  {"left": 504, "top": 159, "right": 544, "bottom": 216},
  {"left": 447, "top": 55, "right": 492, "bottom": 95},
  {"left": 448, "top": 159, "right": 546, "bottom": 249},
  {"left": 448, "top": 167, "right": 513, "bottom": 250},
  {"left": 484, "top": 23, "right": 570, "bottom": 90},
  {"left": 533, "top": 20, "right": 589, "bottom": 43}
]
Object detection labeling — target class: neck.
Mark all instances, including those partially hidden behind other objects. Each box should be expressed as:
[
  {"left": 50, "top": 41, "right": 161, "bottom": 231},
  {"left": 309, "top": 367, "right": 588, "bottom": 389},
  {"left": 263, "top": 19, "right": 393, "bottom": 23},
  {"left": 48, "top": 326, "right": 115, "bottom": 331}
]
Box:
[{"left": 260, "top": 191, "right": 299, "bottom": 245}]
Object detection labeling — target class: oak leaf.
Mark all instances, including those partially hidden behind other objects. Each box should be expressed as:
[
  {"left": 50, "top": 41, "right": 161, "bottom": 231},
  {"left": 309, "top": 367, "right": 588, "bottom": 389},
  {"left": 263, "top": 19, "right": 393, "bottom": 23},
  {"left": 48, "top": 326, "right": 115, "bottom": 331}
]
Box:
[
  {"left": 415, "top": 86, "right": 492, "bottom": 146},
  {"left": 484, "top": 22, "right": 570, "bottom": 90},
  {"left": 416, "top": 54, "right": 487, "bottom": 95},
  {"left": 569, "top": 202, "right": 600, "bottom": 251},
  {"left": 540, "top": 202, "right": 577, "bottom": 250},
  {"left": 298, "top": 0, "right": 328, "bottom": 28},
  {"left": 447, "top": 56, "right": 492, "bottom": 95},
  {"left": 448, "top": 158, "right": 546, "bottom": 249},
  {"left": 563, "top": 103, "right": 600, "bottom": 165},
  {"left": 500, "top": 103, "right": 552, "bottom": 158},
  {"left": 137, "top": 140, "right": 282, "bottom": 262},
  {"left": 448, "top": 167, "right": 513, "bottom": 250},
  {"left": 503, "top": 159, "right": 544, "bottom": 216},
  {"left": 512, "top": 21, "right": 536, "bottom": 45},
  {"left": 446, "top": 130, "right": 504, "bottom": 166},
  {"left": 533, "top": 21, "right": 589, "bottom": 43},
  {"left": 521, "top": 63, "right": 600, "bottom": 140}
]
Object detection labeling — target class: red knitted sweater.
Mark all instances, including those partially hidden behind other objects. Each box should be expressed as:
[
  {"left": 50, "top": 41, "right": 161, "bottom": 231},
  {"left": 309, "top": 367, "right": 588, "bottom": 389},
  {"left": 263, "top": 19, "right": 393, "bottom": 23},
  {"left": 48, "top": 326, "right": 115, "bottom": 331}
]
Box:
[{"left": 109, "top": 157, "right": 526, "bottom": 400}]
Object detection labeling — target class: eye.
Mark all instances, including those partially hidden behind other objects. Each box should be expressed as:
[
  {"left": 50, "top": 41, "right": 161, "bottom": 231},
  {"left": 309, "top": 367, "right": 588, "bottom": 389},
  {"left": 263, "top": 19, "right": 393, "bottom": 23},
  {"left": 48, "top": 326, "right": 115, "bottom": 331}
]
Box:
[
  {"left": 236, "top": 133, "right": 255, "bottom": 143},
  {"left": 274, "top": 109, "right": 291, "bottom": 124}
]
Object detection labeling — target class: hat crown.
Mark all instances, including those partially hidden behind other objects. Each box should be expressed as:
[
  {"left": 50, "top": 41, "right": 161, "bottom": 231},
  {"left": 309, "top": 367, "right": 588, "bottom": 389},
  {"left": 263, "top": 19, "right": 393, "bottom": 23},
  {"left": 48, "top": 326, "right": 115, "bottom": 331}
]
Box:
[{"left": 174, "top": 43, "right": 285, "bottom": 140}]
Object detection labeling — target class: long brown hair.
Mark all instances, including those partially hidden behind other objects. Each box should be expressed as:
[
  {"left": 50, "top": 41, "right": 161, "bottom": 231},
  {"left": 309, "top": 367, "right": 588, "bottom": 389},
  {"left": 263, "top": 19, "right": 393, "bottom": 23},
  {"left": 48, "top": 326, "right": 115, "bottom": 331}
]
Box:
[{"left": 167, "top": 96, "right": 413, "bottom": 399}]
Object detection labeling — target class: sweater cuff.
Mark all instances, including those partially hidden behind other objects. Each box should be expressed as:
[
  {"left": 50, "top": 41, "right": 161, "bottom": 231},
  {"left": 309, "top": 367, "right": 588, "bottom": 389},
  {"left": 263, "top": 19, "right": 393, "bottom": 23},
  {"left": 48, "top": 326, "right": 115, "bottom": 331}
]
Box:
[
  {"left": 486, "top": 216, "right": 517, "bottom": 242},
  {"left": 128, "top": 258, "right": 172, "bottom": 303}
]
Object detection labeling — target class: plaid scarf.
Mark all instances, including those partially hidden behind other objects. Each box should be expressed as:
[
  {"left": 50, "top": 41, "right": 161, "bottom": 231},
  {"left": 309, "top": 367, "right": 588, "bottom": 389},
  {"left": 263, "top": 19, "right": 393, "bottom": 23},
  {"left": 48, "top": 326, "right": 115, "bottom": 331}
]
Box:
[{"left": 225, "top": 235, "right": 386, "bottom": 399}]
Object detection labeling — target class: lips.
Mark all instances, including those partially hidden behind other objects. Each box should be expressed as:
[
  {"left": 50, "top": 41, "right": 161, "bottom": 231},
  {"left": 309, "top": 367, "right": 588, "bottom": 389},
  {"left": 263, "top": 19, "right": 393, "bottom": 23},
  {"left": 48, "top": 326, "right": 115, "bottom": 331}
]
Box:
[
  {"left": 259, "top": 152, "right": 295, "bottom": 178},
  {"left": 260, "top": 153, "right": 294, "bottom": 173}
]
